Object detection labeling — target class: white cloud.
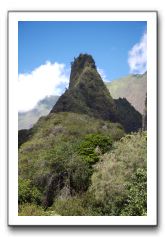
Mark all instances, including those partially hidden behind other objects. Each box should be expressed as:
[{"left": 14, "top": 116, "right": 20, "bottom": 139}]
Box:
[
  {"left": 128, "top": 31, "right": 147, "bottom": 74},
  {"left": 97, "top": 67, "right": 109, "bottom": 82},
  {"left": 18, "top": 61, "right": 69, "bottom": 112}
]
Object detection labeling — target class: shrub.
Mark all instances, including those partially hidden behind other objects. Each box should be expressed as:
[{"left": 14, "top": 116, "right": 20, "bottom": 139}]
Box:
[
  {"left": 68, "top": 156, "right": 92, "bottom": 193},
  {"left": 51, "top": 195, "right": 100, "bottom": 216},
  {"left": 51, "top": 198, "right": 87, "bottom": 216},
  {"left": 19, "top": 203, "right": 46, "bottom": 216},
  {"left": 18, "top": 178, "right": 42, "bottom": 205},
  {"left": 120, "top": 168, "right": 147, "bottom": 216},
  {"left": 39, "top": 143, "right": 92, "bottom": 208},
  {"left": 78, "top": 133, "right": 113, "bottom": 165}
]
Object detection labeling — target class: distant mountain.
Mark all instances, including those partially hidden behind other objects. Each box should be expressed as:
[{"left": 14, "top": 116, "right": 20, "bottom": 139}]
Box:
[
  {"left": 106, "top": 72, "right": 147, "bottom": 114},
  {"left": 51, "top": 54, "right": 142, "bottom": 132},
  {"left": 18, "top": 95, "right": 59, "bottom": 130}
]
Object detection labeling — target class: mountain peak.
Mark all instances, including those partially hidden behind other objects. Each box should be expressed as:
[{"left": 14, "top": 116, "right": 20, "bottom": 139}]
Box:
[
  {"left": 51, "top": 53, "right": 116, "bottom": 120},
  {"left": 69, "top": 53, "right": 96, "bottom": 89}
]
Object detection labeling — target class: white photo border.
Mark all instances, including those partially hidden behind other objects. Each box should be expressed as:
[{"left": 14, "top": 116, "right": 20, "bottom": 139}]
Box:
[{"left": 8, "top": 11, "right": 157, "bottom": 226}]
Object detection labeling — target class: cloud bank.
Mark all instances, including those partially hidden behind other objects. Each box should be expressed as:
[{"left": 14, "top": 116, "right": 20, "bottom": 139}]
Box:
[
  {"left": 18, "top": 61, "right": 69, "bottom": 112},
  {"left": 128, "top": 31, "right": 147, "bottom": 74}
]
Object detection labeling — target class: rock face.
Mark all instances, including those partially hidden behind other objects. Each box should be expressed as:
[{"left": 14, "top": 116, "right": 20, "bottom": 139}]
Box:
[{"left": 51, "top": 54, "right": 142, "bottom": 132}]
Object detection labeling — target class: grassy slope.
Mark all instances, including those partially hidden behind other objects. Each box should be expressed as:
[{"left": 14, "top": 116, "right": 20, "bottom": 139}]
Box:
[
  {"left": 106, "top": 73, "right": 147, "bottom": 114},
  {"left": 19, "top": 112, "right": 124, "bottom": 179}
]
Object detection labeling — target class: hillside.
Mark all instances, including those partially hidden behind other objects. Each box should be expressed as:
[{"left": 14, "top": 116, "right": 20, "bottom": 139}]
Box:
[
  {"left": 19, "top": 121, "right": 146, "bottom": 216},
  {"left": 106, "top": 72, "right": 147, "bottom": 114},
  {"left": 18, "top": 95, "right": 59, "bottom": 130},
  {"left": 19, "top": 112, "right": 125, "bottom": 210}
]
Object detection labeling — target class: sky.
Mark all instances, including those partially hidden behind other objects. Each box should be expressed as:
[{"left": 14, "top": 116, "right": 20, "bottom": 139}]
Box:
[{"left": 18, "top": 21, "right": 147, "bottom": 112}]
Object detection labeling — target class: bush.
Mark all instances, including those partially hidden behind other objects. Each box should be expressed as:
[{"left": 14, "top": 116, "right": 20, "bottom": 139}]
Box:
[
  {"left": 18, "top": 178, "right": 42, "bottom": 205},
  {"left": 51, "top": 198, "right": 87, "bottom": 216},
  {"left": 78, "top": 133, "right": 113, "bottom": 165},
  {"left": 50, "top": 195, "right": 100, "bottom": 216},
  {"left": 68, "top": 156, "right": 92, "bottom": 193},
  {"left": 120, "top": 168, "right": 147, "bottom": 216},
  {"left": 18, "top": 203, "right": 59, "bottom": 216},
  {"left": 41, "top": 142, "right": 92, "bottom": 208},
  {"left": 18, "top": 203, "right": 45, "bottom": 216}
]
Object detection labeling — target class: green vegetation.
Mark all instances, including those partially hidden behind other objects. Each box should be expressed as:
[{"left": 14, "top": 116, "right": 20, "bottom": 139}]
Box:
[
  {"left": 19, "top": 122, "right": 146, "bottom": 216},
  {"left": 19, "top": 203, "right": 46, "bottom": 216},
  {"left": 90, "top": 131, "right": 147, "bottom": 215},
  {"left": 120, "top": 168, "right": 147, "bottom": 216},
  {"left": 49, "top": 196, "right": 98, "bottom": 216},
  {"left": 19, "top": 112, "right": 125, "bottom": 212},
  {"left": 19, "top": 203, "right": 59, "bottom": 216},
  {"left": 18, "top": 178, "right": 42, "bottom": 205},
  {"left": 78, "top": 133, "right": 113, "bottom": 165}
]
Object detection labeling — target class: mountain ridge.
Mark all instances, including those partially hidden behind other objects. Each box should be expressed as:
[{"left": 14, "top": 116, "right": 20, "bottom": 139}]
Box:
[{"left": 106, "top": 72, "right": 147, "bottom": 114}]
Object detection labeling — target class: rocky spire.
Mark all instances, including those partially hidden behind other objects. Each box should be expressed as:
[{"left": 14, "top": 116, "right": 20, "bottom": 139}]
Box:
[
  {"left": 69, "top": 53, "right": 96, "bottom": 89},
  {"left": 51, "top": 53, "right": 142, "bottom": 132},
  {"left": 51, "top": 53, "right": 116, "bottom": 120}
]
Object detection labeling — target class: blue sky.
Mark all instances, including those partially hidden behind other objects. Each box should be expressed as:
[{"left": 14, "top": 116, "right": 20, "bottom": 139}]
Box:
[
  {"left": 18, "top": 21, "right": 147, "bottom": 111},
  {"left": 19, "top": 21, "right": 146, "bottom": 78}
]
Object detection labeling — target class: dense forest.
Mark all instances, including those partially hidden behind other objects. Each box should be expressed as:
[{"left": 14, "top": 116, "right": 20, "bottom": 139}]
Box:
[{"left": 18, "top": 54, "right": 147, "bottom": 216}]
